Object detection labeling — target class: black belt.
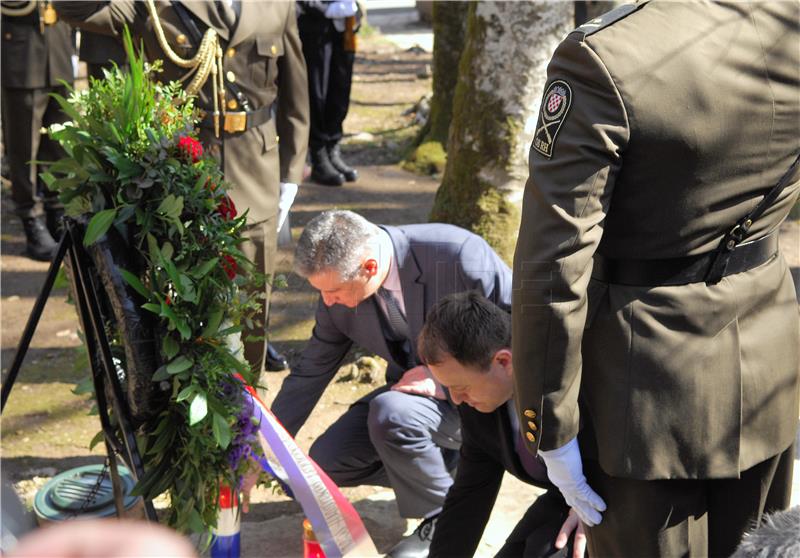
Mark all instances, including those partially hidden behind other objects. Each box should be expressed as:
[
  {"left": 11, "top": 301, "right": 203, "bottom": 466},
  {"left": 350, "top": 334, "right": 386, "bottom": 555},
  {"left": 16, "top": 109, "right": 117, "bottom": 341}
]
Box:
[
  {"left": 591, "top": 232, "right": 779, "bottom": 287},
  {"left": 198, "top": 104, "right": 272, "bottom": 134}
]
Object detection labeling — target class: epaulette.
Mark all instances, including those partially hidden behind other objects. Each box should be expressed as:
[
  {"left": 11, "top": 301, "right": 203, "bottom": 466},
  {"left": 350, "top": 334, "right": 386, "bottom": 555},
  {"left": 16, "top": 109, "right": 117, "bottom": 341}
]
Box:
[{"left": 569, "top": 1, "right": 648, "bottom": 41}]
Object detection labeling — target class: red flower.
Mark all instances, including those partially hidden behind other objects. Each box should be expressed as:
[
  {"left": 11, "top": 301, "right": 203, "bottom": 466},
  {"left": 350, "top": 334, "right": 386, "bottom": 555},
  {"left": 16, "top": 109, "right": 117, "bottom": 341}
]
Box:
[
  {"left": 221, "top": 255, "right": 237, "bottom": 280},
  {"left": 177, "top": 136, "right": 203, "bottom": 163},
  {"left": 165, "top": 294, "right": 172, "bottom": 306},
  {"left": 217, "top": 196, "right": 237, "bottom": 220}
]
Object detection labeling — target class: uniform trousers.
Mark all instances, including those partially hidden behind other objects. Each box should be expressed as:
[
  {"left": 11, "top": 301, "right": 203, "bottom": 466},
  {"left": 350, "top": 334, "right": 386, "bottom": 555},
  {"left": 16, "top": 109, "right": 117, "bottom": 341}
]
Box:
[
  {"left": 1, "top": 86, "right": 66, "bottom": 218},
  {"left": 297, "top": 14, "right": 354, "bottom": 150},
  {"left": 495, "top": 489, "right": 576, "bottom": 558},
  {"left": 309, "top": 387, "right": 461, "bottom": 518},
  {"left": 584, "top": 443, "right": 795, "bottom": 557}
]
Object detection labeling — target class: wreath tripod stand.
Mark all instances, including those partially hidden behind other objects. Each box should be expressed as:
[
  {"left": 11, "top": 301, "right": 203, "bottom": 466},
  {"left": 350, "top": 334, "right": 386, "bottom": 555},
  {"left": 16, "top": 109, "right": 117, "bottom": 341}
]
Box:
[{"left": 1, "top": 219, "right": 157, "bottom": 521}]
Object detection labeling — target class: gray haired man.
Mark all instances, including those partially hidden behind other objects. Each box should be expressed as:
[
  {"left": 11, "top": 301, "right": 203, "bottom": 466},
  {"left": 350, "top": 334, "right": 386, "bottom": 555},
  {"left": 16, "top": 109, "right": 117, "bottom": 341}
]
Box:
[{"left": 268, "top": 210, "right": 512, "bottom": 557}]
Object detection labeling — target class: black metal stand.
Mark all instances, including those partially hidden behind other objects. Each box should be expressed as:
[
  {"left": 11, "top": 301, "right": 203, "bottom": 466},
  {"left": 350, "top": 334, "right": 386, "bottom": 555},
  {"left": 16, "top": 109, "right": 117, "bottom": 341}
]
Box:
[{"left": 1, "top": 220, "right": 157, "bottom": 521}]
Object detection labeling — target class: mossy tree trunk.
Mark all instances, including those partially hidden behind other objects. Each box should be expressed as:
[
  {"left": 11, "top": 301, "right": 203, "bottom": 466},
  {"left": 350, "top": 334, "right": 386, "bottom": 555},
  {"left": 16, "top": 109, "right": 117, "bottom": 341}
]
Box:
[
  {"left": 404, "top": 1, "right": 469, "bottom": 174},
  {"left": 429, "top": 1, "right": 573, "bottom": 263}
]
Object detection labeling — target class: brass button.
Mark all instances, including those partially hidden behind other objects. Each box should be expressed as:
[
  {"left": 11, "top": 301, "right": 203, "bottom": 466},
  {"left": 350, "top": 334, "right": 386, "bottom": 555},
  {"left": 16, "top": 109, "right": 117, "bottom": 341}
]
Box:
[
  {"left": 270, "top": 44, "right": 277, "bottom": 55},
  {"left": 4, "top": 32, "right": 12, "bottom": 40},
  {"left": 226, "top": 71, "right": 236, "bottom": 83},
  {"left": 226, "top": 47, "right": 236, "bottom": 58},
  {"left": 524, "top": 409, "right": 536, "bottom": 419},
  {"left": 275, "top": 135, "right": 280, "bottom": 143},
  {"left": 526, "top": 432, "right": 536, "bottom": 442},
  {"left": 176, "top": 34, "right": 187, "bottom": 45},
  {"left": 227, "top": 99, "right": 238, "bottom": 110},
  {"left": 527, "top": 421, "right": 537, "bottom": 431}
]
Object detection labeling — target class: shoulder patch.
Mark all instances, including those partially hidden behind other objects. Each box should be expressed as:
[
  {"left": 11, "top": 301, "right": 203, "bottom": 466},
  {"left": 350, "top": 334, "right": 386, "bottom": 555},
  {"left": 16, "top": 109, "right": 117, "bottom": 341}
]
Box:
[
  {"left": 532, "top": 80, "right": 572, "bottom": 159},
  {"left": 570, "top": 1, "right": 645, "bottom": 40}
]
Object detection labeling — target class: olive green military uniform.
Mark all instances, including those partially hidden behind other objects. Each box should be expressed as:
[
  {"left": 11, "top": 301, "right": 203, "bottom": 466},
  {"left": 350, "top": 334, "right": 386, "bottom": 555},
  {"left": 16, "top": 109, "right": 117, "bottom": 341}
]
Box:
[
  {"left": 1, "top": 1, "right": 72, "bottom": 222},
  {"left": 55, "top": 1, "right": 310, "bottom": 372},
  {"left": 512, "top": 1, "right": 799, "bottom": 555}
]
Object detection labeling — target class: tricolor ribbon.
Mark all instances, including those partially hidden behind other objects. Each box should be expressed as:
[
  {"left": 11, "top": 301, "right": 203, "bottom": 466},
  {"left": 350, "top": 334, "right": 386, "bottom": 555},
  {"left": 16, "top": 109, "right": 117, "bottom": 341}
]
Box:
[{"left": 240, "top": 383, "right": 378, "bottom": 558}]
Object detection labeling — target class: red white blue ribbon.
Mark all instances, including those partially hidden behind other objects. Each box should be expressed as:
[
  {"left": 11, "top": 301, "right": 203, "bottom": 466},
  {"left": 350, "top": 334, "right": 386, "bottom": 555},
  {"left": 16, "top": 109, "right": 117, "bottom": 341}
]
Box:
[{"left": 241, "top": 384, "right": 378, "bottom": 558}]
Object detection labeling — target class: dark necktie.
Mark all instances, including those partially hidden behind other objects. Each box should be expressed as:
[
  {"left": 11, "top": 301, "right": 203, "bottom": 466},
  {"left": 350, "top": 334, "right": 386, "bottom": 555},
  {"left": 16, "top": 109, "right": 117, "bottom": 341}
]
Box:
[
  {"left": 376, "top": 287, "right": 409, "bottom": 342},
  {"left": 216, "top": 0, "right": 237, "bottom": 29}
]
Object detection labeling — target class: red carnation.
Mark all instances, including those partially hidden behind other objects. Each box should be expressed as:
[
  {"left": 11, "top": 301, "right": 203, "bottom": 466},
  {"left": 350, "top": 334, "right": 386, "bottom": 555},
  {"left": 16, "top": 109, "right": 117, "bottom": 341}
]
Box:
[
  {"left": 177, "top": 136, "right": 203, "bottom": 163},
  {"left": 221, "top": 255, "right": 237, "bottom": 280},
  {"left": 217, "top": 196, "right": 237, "bottom": 220}
]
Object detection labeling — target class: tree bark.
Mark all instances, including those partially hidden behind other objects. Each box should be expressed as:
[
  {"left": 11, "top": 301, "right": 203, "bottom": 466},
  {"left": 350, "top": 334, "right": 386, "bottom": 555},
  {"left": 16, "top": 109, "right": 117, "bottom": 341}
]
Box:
[
  {"left": 429, "top": 1, "right": 573, "bottom": 263},
  {"left": 404, "top": 0, "right": 469, "bottom": 174}
]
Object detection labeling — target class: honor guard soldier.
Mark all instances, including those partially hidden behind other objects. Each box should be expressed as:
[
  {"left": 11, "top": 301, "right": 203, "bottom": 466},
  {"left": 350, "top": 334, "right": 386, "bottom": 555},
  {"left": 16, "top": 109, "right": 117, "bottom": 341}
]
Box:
[
  {"left": 297, "top": 1, "right": 360, "bottom": 187},
  {"left": 1, "top": 0, "right": 74, "bottom": 260},
  {"left": 512, "top": 1, "right": 799, "bottom": 556},
  {"left": 55, "top": 0, "right": 310, "bottom": 374}
]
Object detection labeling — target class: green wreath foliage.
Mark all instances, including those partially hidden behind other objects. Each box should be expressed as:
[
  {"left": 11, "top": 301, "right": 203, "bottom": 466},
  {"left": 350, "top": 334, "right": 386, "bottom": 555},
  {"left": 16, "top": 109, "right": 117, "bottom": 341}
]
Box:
[{"left": 44, "top": 30, "right": 264, "bottom": 538}]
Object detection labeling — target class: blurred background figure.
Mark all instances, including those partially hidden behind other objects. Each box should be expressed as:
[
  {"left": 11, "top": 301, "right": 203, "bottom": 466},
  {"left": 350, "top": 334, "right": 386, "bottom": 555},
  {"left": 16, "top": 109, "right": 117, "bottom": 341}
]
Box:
[
  {"left": 78, "top": 29, "right": 126, "bottom": 80},
  {"left": 1, "top": 0, "right": 74, "bottom": 260},
  {"left": 297, "top": 1, "right": 360, "bottom": 187}
]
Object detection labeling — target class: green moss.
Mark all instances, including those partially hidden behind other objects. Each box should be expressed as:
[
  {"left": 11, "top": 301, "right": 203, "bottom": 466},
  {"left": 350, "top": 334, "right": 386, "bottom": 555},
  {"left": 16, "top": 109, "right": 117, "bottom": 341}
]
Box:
[{"left": 402, "top": 141, "right": 447, "bottom": 175}]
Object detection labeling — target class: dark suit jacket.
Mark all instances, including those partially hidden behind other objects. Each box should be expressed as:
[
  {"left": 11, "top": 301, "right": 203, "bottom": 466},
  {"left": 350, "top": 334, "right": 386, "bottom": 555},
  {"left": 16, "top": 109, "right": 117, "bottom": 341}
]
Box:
[
  {"left": 513, "top": 0, "right": 800, "bottom": 479},
  {"left": 54, "top": 0, "right": 309, "bottom": 224},
  {"left": 431, "top": 402, "right": 564, "bottom": 558},
  {"left": 272, "top": 223, "right": 512, "bottom": 436}
]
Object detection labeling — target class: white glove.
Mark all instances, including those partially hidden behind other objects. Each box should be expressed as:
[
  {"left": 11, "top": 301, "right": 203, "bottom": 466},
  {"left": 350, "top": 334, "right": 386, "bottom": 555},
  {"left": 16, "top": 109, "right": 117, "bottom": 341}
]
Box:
[
  {"left": 324, "top": 1, "right": 357, "bottom": 19},
  {"left": 277, "top": 182, "right": 298, "bottom": 233},
  {"left": 539, "top": 437, "right": 606, "bottom": 527}
]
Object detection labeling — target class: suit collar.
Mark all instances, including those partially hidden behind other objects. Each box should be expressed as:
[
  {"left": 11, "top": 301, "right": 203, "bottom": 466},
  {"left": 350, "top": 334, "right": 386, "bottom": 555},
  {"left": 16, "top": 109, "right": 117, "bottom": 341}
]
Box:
[{"left": 177, "top": 1, "right": 230, "bottom": 42}]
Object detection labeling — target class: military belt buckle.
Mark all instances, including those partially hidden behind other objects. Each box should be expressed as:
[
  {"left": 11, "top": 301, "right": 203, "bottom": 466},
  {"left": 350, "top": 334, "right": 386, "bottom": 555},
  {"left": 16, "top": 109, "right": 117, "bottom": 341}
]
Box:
[{"left": 223, "top": 112, "right": 247, "bottom": 133}]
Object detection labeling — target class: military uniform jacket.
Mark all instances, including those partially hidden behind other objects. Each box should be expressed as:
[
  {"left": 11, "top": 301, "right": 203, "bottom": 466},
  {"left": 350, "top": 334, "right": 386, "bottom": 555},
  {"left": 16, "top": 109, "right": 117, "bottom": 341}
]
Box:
[
  {"left": 55, "top": 1, "right": 309, "bottom": 224},
  {"left": 1, "top": 2, "right": 74, "bottom": 89},
  {"left": 512, "top": 0, "right": 800, "bottom": 480}
]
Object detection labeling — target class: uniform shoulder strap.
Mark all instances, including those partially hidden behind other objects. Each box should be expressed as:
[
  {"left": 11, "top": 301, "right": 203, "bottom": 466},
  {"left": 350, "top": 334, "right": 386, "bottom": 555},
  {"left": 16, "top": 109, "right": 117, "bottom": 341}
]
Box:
[{"left": 570, "top": 1, "right": 648, "bottom": 41}]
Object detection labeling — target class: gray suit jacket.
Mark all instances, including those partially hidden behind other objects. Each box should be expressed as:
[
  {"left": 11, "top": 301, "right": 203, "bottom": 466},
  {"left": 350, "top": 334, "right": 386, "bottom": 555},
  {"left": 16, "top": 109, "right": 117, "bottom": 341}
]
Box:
[{"left": 272, "top": 224, "right": 512, "bottom": 436}]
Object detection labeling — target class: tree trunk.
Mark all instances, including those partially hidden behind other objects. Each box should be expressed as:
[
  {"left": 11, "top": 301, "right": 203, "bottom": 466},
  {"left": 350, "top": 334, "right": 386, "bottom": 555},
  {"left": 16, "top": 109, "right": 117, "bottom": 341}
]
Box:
[
  {"left": 404, "top": 0, "right": 469, "bottom": 175},
  {"left": 429, "top": 1, "right": 573, "bottom": 263}
]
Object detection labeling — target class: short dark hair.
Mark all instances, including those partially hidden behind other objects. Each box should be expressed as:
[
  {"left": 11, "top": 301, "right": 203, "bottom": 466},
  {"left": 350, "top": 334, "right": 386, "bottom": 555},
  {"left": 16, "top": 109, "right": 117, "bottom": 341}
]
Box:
[{"left": 418, "top": 291, "right": 511, "bottom": 372}]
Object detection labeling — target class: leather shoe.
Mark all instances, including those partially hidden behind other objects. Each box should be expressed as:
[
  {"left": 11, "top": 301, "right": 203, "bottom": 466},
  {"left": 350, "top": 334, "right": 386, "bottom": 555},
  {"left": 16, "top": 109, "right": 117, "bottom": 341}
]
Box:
[
  {"left": 386, "top": 514, "right": 438, "bottom": 558},
  {"left": 310, "top": 146, "right": 345, "bottom": 187},
  {"left": 265, "top": 343, "right": 289, "bottom": 372}
]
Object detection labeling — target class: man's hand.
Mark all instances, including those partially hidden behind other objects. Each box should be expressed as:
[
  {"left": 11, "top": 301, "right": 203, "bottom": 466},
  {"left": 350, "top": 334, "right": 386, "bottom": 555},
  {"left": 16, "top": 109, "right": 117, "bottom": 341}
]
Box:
[
  {"left": 390, "top": 365, "right": 446, "bottom": 399},
  {"left": 240, "top": 461, "right": 262, "bottom": 513},
  {"left": 538, "top": 437, "right": 606, "bottom": 526},
  {"left": 555, "top": 509, "right": 588, "bottom": 558}
]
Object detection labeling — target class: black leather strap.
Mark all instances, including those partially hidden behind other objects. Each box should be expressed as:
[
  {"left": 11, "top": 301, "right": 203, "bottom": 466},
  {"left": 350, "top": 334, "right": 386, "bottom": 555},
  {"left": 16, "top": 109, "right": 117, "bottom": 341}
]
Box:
[{"left": 592, "top": 232, "right": 779, "bottom": 287}]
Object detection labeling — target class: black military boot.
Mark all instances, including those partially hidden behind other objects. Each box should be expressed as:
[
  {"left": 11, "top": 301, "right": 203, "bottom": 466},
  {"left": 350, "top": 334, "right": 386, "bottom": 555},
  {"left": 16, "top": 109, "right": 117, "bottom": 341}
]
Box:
[
  {"left": 46, "top": 208, "right": 65, "bottom": 241},
  {"left": 310, "top": 146, "right": 345, "bottom": 187},
  {"left": 327, "top": 143, "right": 358, "bottom": 182},
  {"left": 21, "top": 216, "right": 58, "bottom": 261}
]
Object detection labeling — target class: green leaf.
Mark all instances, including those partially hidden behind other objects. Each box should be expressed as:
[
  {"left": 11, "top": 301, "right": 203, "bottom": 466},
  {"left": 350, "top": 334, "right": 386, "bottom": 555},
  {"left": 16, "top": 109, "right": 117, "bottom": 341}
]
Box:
[
  {"left": 201, "top": 307, "right": 223, "bottom": 337},
  {"left": 166, "top": 355, "right": 193, "bottom": 375},
  {"left": 119, "top": 267, "right": 149, "bottom": 299},
  {"left": 187, "top": 507, "right": 206, "bottom": 533},
  {"left": 151, "top": 365, "right": 170, "bottom": 382},
  {"left": 162, "top": 336, "right": 179, "bottom": 360},
  {"left": 142, "top": 302, "right": 161, "bottom": 315},
  {"left": 72, "top": 376, "right": 94, "bottom": 396},
  {"left": 176, "top": 385, "right": 195, "bottom": 402},
  {"left": 212, "top": 413, "right": 231, "bottom": 449},
  {"left": 161, "top": 241, "right": 174, "bottom": 260},
  {"left": 192, "top": 257, "right": 219, "bottom": 279},
  {"left": 88, "top": 430, "right": 105, "bottom": 451},
  {"left": 146, "top": 233, "right": 160, "bottom": 263},
  {"left": 189, "top": 393, "right": 208, "bottom": 425},
  {"left": 83, "top": 208, "right": 117, "bottom": 246}
]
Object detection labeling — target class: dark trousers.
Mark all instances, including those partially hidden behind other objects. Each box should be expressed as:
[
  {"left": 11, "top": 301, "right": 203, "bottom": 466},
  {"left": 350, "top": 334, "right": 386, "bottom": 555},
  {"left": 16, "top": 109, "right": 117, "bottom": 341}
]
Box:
[
  {"left": 495, "top": 489, "right": 578, "bottom": 558},
  {"left": 308, "top": 387, "right": 461, "bottom": 518},
  {"left": 1, "top": 86, "right": 67, "bottom": 218},
  {"left": 584, "top": 444, "right": 794, "bottom": 557},
  {"left": 297, "top": 15, "right": 354, "bottom": 150}
]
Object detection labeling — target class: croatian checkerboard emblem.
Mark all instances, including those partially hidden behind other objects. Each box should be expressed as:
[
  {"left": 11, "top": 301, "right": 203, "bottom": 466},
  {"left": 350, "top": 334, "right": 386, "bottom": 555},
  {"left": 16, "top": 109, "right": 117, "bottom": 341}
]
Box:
[{"left": 533, "top": 80, "right": 572, "bottom": 158}]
